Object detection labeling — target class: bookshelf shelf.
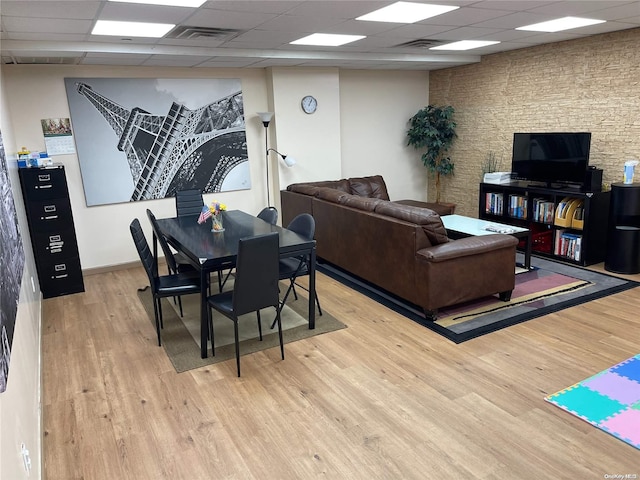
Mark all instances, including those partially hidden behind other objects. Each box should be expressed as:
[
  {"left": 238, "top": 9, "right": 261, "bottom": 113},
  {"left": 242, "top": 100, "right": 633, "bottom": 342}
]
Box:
[{"left": 479, "top": 182, "right": 610, "bottom": 266}]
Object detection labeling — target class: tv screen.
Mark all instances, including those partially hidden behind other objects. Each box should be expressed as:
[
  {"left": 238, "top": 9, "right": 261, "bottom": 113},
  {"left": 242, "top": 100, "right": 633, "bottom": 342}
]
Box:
[{"left": 511, "top": 132, "right": 591, "bottom": 186}]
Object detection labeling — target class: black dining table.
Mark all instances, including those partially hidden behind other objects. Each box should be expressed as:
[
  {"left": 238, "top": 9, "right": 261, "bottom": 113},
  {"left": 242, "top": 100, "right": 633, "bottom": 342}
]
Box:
[{"left": 156, "top": 209, "right": 317, "bottom": 359}]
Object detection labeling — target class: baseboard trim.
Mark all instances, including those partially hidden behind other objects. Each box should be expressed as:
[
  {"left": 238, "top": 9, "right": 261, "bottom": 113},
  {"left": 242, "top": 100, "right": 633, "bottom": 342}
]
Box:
[{"left": 82, "top": 260, "right": 141, "bottom": 276}]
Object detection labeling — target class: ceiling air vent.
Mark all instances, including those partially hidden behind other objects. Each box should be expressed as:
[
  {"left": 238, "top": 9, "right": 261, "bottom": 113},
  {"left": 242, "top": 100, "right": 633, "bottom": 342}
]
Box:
[
  {"left": 3, "top": 56, "right": 79, "bottom": 65},
  {"left": 166, "top": 26, "right": 243, "bottom": 41},
  {"left": 394, "top": 39, "right": 446, "bottom": 49}
]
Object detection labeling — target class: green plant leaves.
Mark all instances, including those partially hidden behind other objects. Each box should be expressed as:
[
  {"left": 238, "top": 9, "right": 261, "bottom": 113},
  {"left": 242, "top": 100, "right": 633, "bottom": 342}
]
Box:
[{"left": 407, "top": 104, "right": 457, "bottom": 172}]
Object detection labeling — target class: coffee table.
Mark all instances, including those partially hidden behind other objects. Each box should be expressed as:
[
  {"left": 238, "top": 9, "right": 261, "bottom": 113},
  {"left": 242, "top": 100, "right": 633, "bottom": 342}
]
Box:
[{"left": 441, "top": 214, "right": 532, "bottom": 270}]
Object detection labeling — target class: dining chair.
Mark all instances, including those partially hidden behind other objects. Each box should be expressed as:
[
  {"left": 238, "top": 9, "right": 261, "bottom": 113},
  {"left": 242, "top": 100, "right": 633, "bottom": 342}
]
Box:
[
  {"left": 257, "top": 206, "right": 278, "bottom": 225},
  {"left": 146, "top": 209, "right": 197, "bottom": 316},
  {"left": 206, "top": 232, "right": 283, "bottom": 377},
  {"left": 130, "top": 218, "right": 201, "bottom": 346},
  {"left": 271, "top": 213, "right": 322, "bottom": 329},
  {"left": 219, "top": 206, "right": 279, "bottom": 291},
  {"left": 175, "top": 189, "right": 204, "bottom": 217}
]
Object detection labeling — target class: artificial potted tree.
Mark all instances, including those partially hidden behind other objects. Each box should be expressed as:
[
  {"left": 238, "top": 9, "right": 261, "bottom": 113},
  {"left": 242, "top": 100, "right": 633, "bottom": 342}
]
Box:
[{"left": 407, "top": 104, "right": 457, "bottom": 204}]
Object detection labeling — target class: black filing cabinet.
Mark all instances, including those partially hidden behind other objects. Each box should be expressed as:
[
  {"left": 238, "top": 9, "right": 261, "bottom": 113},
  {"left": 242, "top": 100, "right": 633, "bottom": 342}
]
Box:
[
  {"left": 605, "top": 183, "right": 640, "bottom": 274},
  {"left": 19, "top": 165, "right": 84, "bottom": 298}
]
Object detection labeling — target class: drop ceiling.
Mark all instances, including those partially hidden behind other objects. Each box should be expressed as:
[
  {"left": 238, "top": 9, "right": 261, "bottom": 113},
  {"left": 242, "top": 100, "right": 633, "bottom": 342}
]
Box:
[{"left": 1, "top": 0, "right": 639, "bottom": 70}]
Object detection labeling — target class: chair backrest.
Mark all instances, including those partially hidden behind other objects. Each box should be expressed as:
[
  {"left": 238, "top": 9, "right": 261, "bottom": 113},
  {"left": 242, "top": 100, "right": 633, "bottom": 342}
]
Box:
[
  {"left": 233, "top": 232, "right": 280, "bottom": 316},
  {"left": 175, "top": 189, "right": 204, "bottom": 217},
  {"left": 130, "top": 218, "right": 156, "bottom": 286},
  {"left": 257, "top": 206, "right": 278, "bottom": 225},
  {"left": 146, "top": 209, "right": 178, "bottom": 274},
  {"left": 286, "top": 213, "right": 315, "bottom": 240}
]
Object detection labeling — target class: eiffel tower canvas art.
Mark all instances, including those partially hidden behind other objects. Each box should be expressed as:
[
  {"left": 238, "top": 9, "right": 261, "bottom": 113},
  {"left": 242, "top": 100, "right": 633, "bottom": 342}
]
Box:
[{"left": 64, "top": 78, "right": 250, "bottom": 206}]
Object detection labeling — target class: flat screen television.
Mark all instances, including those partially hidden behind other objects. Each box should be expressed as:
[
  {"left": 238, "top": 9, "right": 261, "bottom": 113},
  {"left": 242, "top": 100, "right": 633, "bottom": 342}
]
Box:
[{"left": 511, "top": 132, "right": 591, "bottom": 187}]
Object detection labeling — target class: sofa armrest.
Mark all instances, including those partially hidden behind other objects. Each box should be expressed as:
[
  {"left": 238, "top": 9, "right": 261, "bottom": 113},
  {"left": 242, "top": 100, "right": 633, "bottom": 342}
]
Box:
[
  {"left": 417, "top": 234, "right": 518, "bottom": 262},
  {"left": 415, "top": 234, "right": 517, "bottom": 312}
]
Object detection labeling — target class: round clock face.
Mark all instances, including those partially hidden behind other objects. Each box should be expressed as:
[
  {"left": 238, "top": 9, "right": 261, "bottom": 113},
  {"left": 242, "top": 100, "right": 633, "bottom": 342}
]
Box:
[{"left": 301, "top": 95, "right": 317, "bottom": 114}]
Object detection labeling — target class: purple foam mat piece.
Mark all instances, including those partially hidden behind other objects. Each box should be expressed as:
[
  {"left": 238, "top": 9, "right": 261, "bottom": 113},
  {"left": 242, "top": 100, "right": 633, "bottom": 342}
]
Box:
[{"left": 582, "top": 371, "right": 640, "bottom": 405}]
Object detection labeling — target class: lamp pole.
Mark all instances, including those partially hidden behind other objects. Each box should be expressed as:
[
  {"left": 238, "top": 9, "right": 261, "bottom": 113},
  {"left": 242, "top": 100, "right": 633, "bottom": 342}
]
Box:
[{"left": 257, "top": 112, "right": 274, "bottom": 206}]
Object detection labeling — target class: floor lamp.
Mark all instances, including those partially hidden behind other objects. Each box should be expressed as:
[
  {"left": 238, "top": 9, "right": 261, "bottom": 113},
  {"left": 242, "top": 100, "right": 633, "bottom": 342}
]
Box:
[
  {"left": 257, "top": 112, "right": 274, "bottom": 206},
  {"left": 257, "top": 112, "right": 297, "bottom": 207}
]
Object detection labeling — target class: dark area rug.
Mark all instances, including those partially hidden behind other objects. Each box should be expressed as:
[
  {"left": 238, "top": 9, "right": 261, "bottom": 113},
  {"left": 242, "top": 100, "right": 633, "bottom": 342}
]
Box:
[
  {"left": 318, "top": 256, "right": 639, "bottom": 344},
  {"left": 137, "top": 286, "right": 346, "bottom": 373}
]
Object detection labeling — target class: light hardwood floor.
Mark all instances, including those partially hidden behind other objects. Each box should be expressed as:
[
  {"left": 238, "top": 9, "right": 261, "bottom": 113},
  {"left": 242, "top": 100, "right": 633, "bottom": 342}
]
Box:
[{"left": 43, "top": 263, "right": 640, "bottom": 479}]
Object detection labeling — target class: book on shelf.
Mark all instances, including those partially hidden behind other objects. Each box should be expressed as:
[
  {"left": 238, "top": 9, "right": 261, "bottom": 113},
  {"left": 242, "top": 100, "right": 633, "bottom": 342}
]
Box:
[
  {"left": 485, "top": 192, "right": 504, "bottom": 215},
  {"left": 554, "top": 229, "right": 582, "bottom": 261},
  {"left": 533, "top": 197, "right": 555, "bottom": 223},
  {"left": 508, "top": 194, "right": 527, "bottom": 219}
]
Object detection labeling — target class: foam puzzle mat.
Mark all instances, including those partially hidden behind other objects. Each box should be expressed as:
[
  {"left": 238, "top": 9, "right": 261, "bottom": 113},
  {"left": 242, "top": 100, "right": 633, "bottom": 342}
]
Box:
[{"left": 545, "top": 354, "right": 640, "bottom": 449}]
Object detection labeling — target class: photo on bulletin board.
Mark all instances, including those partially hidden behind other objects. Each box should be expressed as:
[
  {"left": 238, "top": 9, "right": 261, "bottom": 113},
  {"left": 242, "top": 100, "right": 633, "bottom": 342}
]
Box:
[
  {"left": 64, "top": 77, "right": 250, "bottom": 206},
  {"left": 0, "top": 129, "right": 26, "bottom": 393}
]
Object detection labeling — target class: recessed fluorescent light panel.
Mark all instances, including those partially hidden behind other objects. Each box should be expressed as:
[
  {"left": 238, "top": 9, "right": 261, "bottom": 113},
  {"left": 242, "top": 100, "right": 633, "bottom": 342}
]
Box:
[
  {"left": 108, "top": 0, "right": 207, "bottom": 6},
  {"left": 356, "top": 2, "right": 459, "bottom": 23},
  {"left": 516, "top": 16, "right": 605, "bottom": 32},
  {"left": 290, "top": 33, "right": 366, "bottom": 47},
  {"left": 430, "top": 40, "right": 500, "bottom": 51},
  {"left": 92, "top": 20, "right": 175, "bottom": 38}
]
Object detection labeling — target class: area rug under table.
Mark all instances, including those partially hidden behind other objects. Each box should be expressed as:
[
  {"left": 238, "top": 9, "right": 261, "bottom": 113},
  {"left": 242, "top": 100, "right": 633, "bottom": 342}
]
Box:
[
  {"left": 137, "top": 286, "right": 346, "bottom": 373},
  {"left": 545, "top": 354, "right": 640, "bottom": 450},
  {"left": 318, "top": 255, "right": 638, "bottom": 343}
]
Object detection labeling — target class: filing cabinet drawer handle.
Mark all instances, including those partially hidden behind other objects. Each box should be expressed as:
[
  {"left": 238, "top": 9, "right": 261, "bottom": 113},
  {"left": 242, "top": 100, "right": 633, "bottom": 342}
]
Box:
[
  {"left": 53, "top": 274, "right": 69, "bottom": 279},
  {"left": 38, "top": 174, "right": 51, "bottom": 182}
]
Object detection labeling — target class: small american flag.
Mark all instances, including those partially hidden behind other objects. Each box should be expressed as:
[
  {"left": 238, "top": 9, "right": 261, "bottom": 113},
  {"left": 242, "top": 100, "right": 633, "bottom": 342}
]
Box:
[{"left": 197, "top": 205, "right": 212, "bottom": 224}]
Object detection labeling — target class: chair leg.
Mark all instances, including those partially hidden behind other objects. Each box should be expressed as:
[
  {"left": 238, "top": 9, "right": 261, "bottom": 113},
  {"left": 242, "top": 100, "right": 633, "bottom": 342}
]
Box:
[
  {"left": 257, "top": 310, "right": 263, "bottom": 341},
  {"left": 275, "top": 307, "right": 284, "bottom": 360},
  {"left": 152, "top": 297, "right": 162, "bottom": 346},
  {"left": 314, "top": 289, "right": 323, "bottom": 316},
  {"left": 271, "top": 283, "right": 295, "bottom": 329},
  {"left": 158, "top": 298, "right": 164, "bottom": 329},
  {"left": 177, "top": 296, "right": 184, "bottom": 317},
  {"left": 233, "top": 320, "right": 241, "bottom": 377},
  {"left": 208, "top": 304, "right": 215, "bottom": 356},
  {"left": 292, "top": 281, "right": 323, "bottom": 316},
  {"left": 220, "top": 268, "right": 234, "bottom": 290},
  {"left": 217, "top": 270, "right": 223, "bottom": 293}
]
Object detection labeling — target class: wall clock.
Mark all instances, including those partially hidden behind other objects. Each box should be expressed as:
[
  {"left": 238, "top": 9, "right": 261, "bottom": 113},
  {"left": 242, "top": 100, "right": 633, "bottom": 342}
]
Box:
[{"left": 301, "top": 95, "right": 317, "bottom": 114}]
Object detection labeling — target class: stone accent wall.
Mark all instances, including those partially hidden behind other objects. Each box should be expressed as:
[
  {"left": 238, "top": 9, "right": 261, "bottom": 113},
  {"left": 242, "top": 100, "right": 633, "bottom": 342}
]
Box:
[{"left": 428, "top": 27, "right": 640, "bottom": 217}]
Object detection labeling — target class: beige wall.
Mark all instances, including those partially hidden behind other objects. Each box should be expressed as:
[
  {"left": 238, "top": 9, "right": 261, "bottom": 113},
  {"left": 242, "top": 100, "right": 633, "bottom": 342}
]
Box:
[
  {"left": 269, "top": 67, "right": 343, "bottom": 213},
  {"left": 0, "top": 69, "right": 43, "bottom": 480},
  {"left": 340, "top": 69, "right": 430, "bottom": 201},
  {"left": 429, "top": 27, "right": 640, "bottom": 217}
]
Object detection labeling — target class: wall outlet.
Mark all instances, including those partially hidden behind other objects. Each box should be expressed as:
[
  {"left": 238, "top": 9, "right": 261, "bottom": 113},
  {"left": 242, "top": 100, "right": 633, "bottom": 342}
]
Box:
[{"left": 21, "top": 443, "right": 31, "bottom": 475}]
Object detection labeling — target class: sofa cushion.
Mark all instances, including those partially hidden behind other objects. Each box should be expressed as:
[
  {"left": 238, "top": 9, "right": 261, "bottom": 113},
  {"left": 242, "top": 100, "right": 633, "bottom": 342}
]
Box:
[
  {"left": 348, "top": 175, "right": 390, "bottom": 200},
  {"left": 315, "top": 187, "right": 348, "bottom": 203},
  {"left": 375, "top": 202, "right": 449, "bottom": 245},
  {"left": 288, "top": 179, "right": 351, "bottom": 194},
  {"left": 340, "top": 195, "right": 383, "bottom": 212},
  {"left": 289, "top": 184, "right": 322, "bottom": 196}
]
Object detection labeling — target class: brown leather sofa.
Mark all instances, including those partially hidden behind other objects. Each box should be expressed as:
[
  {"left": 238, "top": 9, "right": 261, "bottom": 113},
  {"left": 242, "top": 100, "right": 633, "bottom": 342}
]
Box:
[{"left": 280, "top": 175, "right": 518, "bottom": 320}]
